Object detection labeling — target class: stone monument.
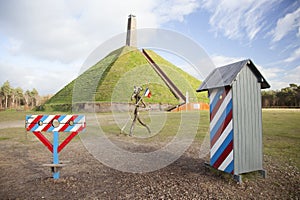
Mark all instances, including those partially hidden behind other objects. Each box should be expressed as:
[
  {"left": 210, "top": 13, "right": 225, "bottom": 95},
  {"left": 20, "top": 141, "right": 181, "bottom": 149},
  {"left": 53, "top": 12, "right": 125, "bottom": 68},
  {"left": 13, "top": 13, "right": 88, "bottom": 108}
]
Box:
[{"left": 126, "top": 14, "right": 136, "bottom": 47}]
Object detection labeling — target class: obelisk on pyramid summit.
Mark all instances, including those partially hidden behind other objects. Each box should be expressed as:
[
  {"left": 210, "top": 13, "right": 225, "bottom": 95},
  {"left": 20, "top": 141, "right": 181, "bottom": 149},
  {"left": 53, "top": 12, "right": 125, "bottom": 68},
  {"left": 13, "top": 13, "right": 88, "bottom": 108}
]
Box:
[{"left": 126, "top": 14, "right": 137, "bottom": 47}]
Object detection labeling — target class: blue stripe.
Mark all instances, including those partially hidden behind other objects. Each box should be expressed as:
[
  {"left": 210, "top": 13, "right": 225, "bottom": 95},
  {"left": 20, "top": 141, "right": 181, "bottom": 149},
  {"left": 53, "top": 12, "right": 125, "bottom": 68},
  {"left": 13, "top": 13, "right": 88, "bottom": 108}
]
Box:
[
  {"left": 40, "top": 115, "right": 49, "bottom": 123},
  {"left": 31, "top": 123, "right": 40, "bottom": 131},
  {"left": 74, "top": 115, "right": 84, "bottom": 123},
  {"left": 58, "top": 115, "right": 66, "bottom": 122},
  {"left": 210, "top": 129, "right": 233, "bottom": 165},
  {"left": 210, "top": 99, "right": 232, "bottom": 140},
  {"left": 65, "top": 124, "right": 74, "bottom": 132},
  {"left": 210, "top": 89, "right": 224, "bottom": 114},
  {"left": 144, "top": 88, "right": 149, "bottom": 95},
  {"left": 25, "top": 115, "right": 31, "bottom": 121},
  {"left": 47, "top": 125, "right": 54, "bottom": 132},
  {"left": 224, "top": 160, "right": 234, "bottom": 173}
]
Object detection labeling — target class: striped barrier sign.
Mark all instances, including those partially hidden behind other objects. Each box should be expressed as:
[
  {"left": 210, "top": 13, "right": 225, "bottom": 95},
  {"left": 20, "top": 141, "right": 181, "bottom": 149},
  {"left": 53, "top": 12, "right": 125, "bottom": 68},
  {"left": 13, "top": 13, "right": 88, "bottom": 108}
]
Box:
[
  {"left": 25, "top": 115, "right": 85, "bottom": 132},
  {"left": 25, "top": 114, "right": 86, "bottom": 179},
  {"left": 209, "top": 87, "right": 234, "bottom": 174}
]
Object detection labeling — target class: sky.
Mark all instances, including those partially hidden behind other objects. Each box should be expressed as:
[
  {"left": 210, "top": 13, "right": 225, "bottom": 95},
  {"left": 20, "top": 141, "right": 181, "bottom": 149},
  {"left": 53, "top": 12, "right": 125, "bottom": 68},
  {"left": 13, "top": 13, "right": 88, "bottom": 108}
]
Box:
[{"left": 0, "top": 0, "right": 299, "bottom": 95}]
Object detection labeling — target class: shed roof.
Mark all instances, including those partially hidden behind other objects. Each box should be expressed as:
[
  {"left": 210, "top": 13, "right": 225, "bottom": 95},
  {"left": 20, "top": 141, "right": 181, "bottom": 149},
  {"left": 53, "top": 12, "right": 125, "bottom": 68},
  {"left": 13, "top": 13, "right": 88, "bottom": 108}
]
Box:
[{"left": 196, "top": 59, "right": 270, "bottom": 92}]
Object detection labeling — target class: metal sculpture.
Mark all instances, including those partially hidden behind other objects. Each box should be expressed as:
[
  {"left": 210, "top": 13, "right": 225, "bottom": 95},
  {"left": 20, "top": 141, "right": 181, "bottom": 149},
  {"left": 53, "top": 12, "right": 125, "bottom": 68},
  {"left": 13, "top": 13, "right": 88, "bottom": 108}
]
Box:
[{"left": 129, "top": 86, "right": 151, "bottom": 136}]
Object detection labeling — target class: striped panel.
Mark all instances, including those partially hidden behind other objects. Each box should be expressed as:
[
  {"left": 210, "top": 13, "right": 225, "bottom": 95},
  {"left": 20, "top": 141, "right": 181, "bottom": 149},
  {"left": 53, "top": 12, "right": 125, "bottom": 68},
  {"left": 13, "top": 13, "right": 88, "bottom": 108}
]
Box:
[
  {"left": 25, "top": 115, "right": 86, "bottom": 132},
  {"left": 209, "top": 87, "right": 234, "bottom": 174}
]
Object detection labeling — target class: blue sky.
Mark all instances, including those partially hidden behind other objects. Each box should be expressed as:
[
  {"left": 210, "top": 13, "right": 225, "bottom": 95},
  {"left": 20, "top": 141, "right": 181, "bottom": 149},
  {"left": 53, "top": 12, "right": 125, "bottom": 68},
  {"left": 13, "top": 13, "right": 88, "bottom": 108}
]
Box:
[{"left": 0, "top": 0, "right": 299, "bottom": 95}]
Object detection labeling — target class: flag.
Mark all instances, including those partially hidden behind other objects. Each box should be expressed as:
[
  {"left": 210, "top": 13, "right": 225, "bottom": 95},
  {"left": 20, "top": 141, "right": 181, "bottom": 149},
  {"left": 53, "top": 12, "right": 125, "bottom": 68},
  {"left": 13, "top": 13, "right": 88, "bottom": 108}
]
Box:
[{"left": 144, "top": 87, "right": 151, "bottom": 98}]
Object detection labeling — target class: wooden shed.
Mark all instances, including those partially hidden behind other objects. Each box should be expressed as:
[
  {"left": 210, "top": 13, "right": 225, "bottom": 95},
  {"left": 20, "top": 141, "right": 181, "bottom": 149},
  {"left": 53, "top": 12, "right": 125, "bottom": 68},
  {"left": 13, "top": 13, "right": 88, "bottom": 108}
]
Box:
[{"left": 197, "top": 59, "right": 270, "bottom": 182}]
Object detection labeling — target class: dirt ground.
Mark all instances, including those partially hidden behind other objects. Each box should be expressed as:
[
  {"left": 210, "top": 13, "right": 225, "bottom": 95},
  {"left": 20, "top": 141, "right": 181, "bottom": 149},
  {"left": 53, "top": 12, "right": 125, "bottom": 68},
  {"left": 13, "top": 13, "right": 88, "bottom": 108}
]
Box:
[{"left": 0, "top": 127, "right": 299, "bottom": 200}]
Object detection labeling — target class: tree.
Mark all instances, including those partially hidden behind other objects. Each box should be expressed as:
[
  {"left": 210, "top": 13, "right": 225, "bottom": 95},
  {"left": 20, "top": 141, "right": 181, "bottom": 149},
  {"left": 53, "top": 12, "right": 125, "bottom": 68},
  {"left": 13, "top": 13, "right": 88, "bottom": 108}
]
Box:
[
  {"left": 0, "top": 88, "right": 3, "bottom": 109},
  {"left": 262, "top": 90, "right": 276, "bottom": 107},
  {"left": 31, "top": 88, "right": 39, "bottom": 107},
  {"left": 1, "top": 81, "right": 11, "bottom": 109},
  {"left": 15, "top": 87, "right": 24, "bottom": 108},
  {"left": 24, "top": 90, "right": 32, "bottom": 107},
  {"left": 262, "top": 83, "right": 300, "bottom": 108}
]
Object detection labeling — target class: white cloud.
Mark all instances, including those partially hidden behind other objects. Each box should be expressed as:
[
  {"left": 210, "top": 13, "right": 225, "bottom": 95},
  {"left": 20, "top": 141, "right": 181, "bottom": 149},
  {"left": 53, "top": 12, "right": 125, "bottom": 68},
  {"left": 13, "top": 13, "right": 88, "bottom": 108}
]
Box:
[
  {"left": 153, "top": 0, "right": 199, "bottom": 23},
  {"left": 284, "top": 47, "right": 300, "bottom": 63},
  {"left": 200, "top": 0, "right": 277, "bottom": 41},
  {"left": 0, "top": 0, "right": 199, "bottom": 64},
  {"left": 257, "top": 65, "right": 300, "bottom": 90},
  {"left": 210, "top": 54, "right": 245, "bottom": 67},
  {"left": 0, "top": 59, "right": 79, "bottom": 95},
  {"left": 256, "top": 65, "right": 284, "bottom": 80},
  {"left": 0, "top": 0, "right": 199, "bottom": 95},
  {"left": 284, "top": 65, "right": 300, "bottom": 84},
  {"left": 209, "top": 54, "right": 300, "bottom": 90},
  {"left": 271, "top": 7, "right": 300, "bottom": 42}
]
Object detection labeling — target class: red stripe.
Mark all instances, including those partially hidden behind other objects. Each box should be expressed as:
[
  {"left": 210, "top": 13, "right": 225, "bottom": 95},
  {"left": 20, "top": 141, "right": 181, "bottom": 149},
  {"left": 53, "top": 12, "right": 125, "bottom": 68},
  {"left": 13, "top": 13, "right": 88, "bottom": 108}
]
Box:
[
  {"left": 213, "top": 140, "right": 233, "bottom": 169},
  {"left": 27, "top": 115, "right": 43, "bottom": 131},
  {"left": 41, "top": 115, "right": 60, "bottom": 132},
  {"left": 211, "top": 109, "right": 233, "bottom": 147},
  {"left": 58, "top": 115, "right": 78, "bottom": 132},
  {"left": 32, "top": 131, "right": 53, "bottom": 152},
  {"left": 210, "top": 88, "right": 230, "bottom": 121}
]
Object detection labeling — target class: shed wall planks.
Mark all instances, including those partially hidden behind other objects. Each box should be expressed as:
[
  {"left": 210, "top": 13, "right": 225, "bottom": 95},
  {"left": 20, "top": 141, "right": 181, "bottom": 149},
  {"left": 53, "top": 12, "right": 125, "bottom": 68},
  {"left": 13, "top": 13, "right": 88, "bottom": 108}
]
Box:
[{"left": 232, "top": 66, "right": 263, "bottom": 174}]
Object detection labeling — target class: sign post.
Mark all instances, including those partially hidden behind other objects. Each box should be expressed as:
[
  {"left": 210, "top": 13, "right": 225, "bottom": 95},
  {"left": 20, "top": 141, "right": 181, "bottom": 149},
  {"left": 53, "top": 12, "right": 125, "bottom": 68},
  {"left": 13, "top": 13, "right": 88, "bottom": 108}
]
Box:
[{"left": 25, "top": 115, "right": 86, "bottom": 179}]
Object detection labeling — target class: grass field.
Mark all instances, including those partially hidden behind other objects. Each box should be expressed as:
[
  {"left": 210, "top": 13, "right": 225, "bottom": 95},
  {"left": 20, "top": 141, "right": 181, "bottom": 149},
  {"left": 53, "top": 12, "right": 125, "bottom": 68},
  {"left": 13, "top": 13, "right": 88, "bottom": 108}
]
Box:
[
  {"left": 0, "top": 109, "right": 299, "bottom": 169},
  {"left": 262, "top": 109, "right": 300, "bottom": 168}
]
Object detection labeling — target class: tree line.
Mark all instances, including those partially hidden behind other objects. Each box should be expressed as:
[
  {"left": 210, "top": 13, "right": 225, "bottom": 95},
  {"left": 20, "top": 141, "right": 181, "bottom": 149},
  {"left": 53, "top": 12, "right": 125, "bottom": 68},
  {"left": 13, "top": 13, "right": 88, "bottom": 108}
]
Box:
[
  {"left": 262, "top": 83, "right": 300, "bottom": 108},
  {"left": 0, "top": 80, "right": 40, "bottom": 110},
  {"left": 1, "top": 80, "right": 299, "bottom": 110}
]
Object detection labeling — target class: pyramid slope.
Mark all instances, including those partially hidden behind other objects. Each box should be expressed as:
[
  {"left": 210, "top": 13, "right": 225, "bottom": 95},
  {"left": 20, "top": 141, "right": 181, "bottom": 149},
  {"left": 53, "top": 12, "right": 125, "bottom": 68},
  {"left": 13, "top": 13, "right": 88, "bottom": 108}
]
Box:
[
  {"left": 45, "top": 46, "right": 127, "bottom": 105},
  {"left": 44, "top": 46, "right": 207, "bottom": 110}
]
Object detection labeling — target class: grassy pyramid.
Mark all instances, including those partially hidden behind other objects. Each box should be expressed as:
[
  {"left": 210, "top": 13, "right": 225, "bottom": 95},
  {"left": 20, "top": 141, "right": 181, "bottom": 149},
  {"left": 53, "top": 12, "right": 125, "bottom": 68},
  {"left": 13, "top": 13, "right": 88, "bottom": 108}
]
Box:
[{"left": 43, "top": 46, "right": 207, "bottom": 111}]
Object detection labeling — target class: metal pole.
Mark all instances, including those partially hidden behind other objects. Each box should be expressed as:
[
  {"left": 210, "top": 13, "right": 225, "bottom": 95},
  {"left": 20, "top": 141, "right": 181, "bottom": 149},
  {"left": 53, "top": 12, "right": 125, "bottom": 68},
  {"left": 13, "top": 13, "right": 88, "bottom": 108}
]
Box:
[{"left": 53, "top": 131, "right": 59, "bottom": 179}]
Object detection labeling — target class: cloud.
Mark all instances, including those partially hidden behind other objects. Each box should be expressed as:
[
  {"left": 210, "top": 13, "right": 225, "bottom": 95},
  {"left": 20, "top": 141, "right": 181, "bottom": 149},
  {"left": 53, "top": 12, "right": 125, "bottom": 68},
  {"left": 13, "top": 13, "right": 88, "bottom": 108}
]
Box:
[
  {"left": 0, "top": 0, "right": 200, "bottom": 95},
  {"left": 0, "top": 59, "right": 79, "bottom": 95},
  {"left": 271, "top": 7, "right": 300, "bottom": 42},
  {"left": 0, "top": 0, "right": 198, "bottom": 64},
  {"left": 153, "top": 0, "right": 199, "bottom": 23},
  {"left": 200, "top": 0, "right": 277, "bottom": 41},
  {"left": 257, "top": 65, "right": 300, "bottom": 90},
  {"left": 284, "top": 65, "right": 300, "bottom": 84},
  {"left": 209, "top": 54, "right": 300, "bottom": 90},
  {"left": 210, "top": 54, "right": 245, "bottom": 67},
  {"left": 256, "top": 66, "right": 284, "bottom": 80},
  {"left": 284, "top": 47, "right": 300, "bottom": 63}
]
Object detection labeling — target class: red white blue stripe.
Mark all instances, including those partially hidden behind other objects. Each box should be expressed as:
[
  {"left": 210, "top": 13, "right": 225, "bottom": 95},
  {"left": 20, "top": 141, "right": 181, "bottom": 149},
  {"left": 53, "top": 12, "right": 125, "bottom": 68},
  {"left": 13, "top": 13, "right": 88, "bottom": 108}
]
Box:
[
  {"left": 25, "top": 115, "right": 86, "bottom": 132},
  {"left": 209, "top": 87, "right": 234, "bottom": 174},
  {"left": 144, "top": 87, "right": 151, "bottom": 98}
]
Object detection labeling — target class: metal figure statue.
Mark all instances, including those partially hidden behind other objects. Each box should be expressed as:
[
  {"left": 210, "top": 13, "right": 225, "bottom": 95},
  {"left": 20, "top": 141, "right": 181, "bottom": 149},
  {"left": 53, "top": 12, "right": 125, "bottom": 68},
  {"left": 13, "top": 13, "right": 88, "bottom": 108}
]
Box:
[{"left": 129, "top": 86, "right": 151, "bottom": 136}]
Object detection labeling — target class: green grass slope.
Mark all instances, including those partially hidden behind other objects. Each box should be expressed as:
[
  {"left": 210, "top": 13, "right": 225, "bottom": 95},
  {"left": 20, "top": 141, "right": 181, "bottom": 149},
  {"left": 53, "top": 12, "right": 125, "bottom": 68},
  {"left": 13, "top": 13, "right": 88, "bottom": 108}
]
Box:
[{"left": 43, "top": 46, "right": 208, "bottom": 111}]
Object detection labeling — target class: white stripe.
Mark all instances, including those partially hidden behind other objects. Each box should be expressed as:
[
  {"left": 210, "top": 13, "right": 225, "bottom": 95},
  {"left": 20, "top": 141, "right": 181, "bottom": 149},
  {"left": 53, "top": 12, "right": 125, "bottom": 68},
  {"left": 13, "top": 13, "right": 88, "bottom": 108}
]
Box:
[
  {"left": 27, "top": 115, "right": 38, "bottom": 124},
  {"left": 43, "top": 115, "right": 56, "bottom": 123},
  {"left": 34, "top": 115, "right": 57, "bottom": 131},
  {"left": 53, "top": 124, "right": 65, "bottom": 132},
  {"left": 34, "top": 124, "right": 48, "bottom": 132},
  {"left": 59, "top": 115, "right": 73, "bottom": 123},
  {"left": 209, "top": 89, "right": 218, "bottom": 102},
  {"left": 218, "top": 150, "right": 233, "bottom": 171},
  {"left": 70, "top": 124, "right": 83, "bottom": 132},
  {"left": 211, "top": 120, "right": 233, "bottom": 156},
  {"left": 144, "top": 89, "right": 150, "bottom": 96},
  {"left": 210, "top": 91, "right": 232, "bottom": 131}
]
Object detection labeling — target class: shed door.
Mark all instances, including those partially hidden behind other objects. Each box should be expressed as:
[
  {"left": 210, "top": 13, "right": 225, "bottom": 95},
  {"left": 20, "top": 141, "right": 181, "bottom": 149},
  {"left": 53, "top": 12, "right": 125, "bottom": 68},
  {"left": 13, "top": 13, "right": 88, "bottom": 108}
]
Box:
[{"left": 209, "top": 87, "right": 234, "bottom": 174}]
